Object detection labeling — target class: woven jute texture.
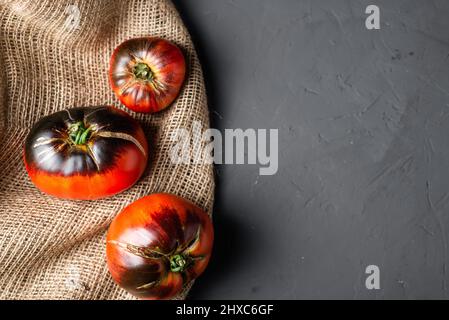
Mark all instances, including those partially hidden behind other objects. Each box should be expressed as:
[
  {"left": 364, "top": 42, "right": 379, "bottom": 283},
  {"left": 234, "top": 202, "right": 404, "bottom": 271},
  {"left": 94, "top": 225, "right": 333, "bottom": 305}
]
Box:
[{"left": 0, "top": 0, "right": 214, "bottom": 299}]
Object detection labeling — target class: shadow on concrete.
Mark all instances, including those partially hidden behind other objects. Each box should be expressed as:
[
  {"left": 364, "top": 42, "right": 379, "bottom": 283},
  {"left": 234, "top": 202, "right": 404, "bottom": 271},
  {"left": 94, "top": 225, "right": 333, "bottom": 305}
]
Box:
[{"left": 172, "top": 1, "right": 254, "bottom": 299}]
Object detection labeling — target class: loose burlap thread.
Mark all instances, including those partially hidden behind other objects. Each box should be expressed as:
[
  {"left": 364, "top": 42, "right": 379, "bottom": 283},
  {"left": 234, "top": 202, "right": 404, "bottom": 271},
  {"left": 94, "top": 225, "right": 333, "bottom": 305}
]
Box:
[{"left": 0, "top": 0, "right": 214, "bottom": 299}]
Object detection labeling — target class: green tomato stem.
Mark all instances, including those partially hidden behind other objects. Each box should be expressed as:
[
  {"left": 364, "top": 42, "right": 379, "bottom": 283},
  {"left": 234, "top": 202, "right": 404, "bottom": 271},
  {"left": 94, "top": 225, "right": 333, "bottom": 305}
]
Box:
[
  {"left": 133, "top": 62, "right": 154, "bottom": 81},
  {"left": 170, "top": 254, "right": 188, "bottom": 273},
  {"left": 69, "top": 121, "right": 92, "bottom": 145}
]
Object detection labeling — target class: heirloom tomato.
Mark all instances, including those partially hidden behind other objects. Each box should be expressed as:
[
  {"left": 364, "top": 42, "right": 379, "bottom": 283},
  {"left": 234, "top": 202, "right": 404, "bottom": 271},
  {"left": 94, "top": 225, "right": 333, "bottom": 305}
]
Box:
[
  {"left": 24, "top": 106, "right": 148, "bottom": 200},
  {"left": 109, "top": 37, "right": 186, "bottom": 113},
  {"left": 106, "top": 193, "right": 214, "bottom": 299}
]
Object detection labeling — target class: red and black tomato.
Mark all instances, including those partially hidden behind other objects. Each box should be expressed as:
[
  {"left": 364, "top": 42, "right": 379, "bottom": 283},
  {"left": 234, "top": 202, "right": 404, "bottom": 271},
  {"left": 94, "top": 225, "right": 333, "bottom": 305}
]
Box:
[
  {"left": 106, "top": 193, "right": 214, "bottom": 299},
  {"left": 24, "top": 106, "right": 148, "bottom": 200},
  {"left": 109, "top": 37, "right": 186, "bottom": 113}
]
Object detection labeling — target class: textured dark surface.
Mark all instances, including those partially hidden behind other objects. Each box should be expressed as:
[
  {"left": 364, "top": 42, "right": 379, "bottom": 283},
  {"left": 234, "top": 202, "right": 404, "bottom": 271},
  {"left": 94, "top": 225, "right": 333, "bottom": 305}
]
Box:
[{"left": 173, "top": 0, "right": 449, "bottom": 299}]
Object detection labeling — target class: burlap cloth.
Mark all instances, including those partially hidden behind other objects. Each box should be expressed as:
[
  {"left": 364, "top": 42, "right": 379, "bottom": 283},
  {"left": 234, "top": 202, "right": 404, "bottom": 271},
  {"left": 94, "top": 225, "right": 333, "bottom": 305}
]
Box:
[{"left": 0, "top": 0, "right": 214, "bottom": 299}]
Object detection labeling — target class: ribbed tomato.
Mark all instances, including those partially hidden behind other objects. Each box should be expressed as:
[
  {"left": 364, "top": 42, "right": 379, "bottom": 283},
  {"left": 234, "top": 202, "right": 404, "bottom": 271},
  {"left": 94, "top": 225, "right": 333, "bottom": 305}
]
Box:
[
  {"left": 24, "top": 106, "right": 148, "bottom": 200},
  {"left": 109, "top": 37, "right": 186, "bottom": 113},
  {"left": 106, "top": 193, "right": 214, "bottom": 299}
]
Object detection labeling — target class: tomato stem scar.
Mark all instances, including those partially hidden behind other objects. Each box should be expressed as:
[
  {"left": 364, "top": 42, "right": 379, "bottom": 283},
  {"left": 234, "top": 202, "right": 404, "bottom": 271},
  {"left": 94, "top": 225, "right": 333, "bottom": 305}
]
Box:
[
  {"left": 69, "top": 121, "right": 92, "bottom": 145},
  {"left": 170, "top": 254, "right": 188, "bottom": 273},
  {"left": 133, "top": 62, "right": 154, "bottom": 81}
]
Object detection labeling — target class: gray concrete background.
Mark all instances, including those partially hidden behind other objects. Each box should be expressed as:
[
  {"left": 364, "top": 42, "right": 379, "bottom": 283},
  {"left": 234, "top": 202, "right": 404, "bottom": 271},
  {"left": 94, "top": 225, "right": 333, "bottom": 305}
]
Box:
[{"left": 172, "top": 0, "right": 449, "bottom": 299}]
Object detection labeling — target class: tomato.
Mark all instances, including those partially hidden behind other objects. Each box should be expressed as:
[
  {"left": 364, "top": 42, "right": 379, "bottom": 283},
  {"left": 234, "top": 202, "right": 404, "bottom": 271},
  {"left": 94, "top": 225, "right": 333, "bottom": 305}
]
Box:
[
  {"left": 24, "top": 106, "right": 148, "bottom": 200},
  {"left": 109, "top": 37, "right": 186, "bottom": 113},
  {"left": 106, "top": 193, "right": 214, "bottom": 299}
]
